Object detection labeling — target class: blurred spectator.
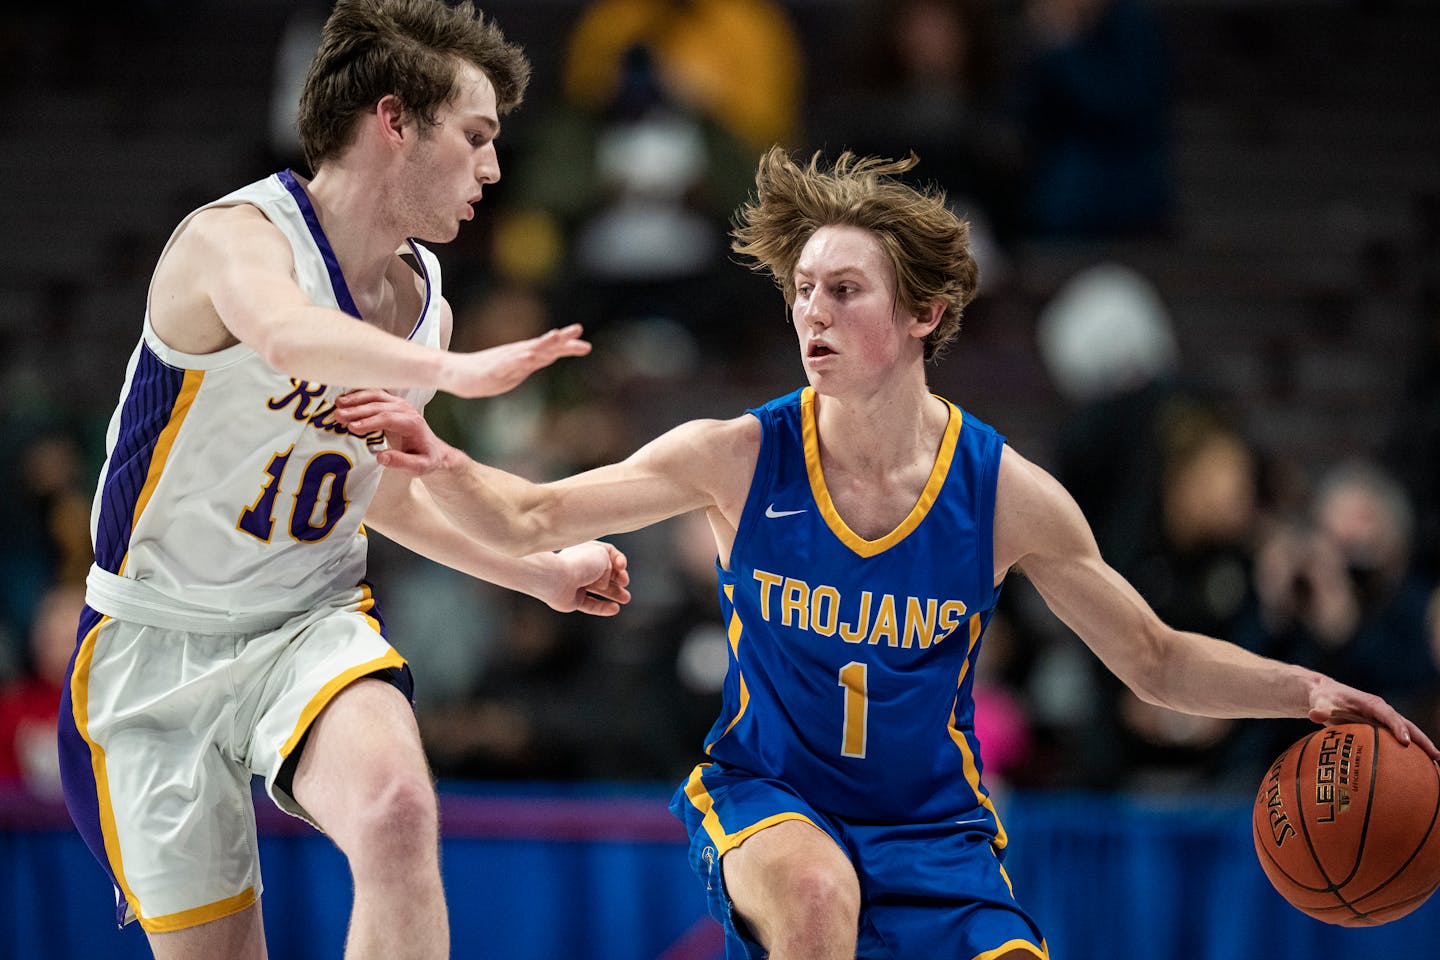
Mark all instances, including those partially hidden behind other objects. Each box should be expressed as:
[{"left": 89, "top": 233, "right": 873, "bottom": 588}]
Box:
[
  {"left": 1037, "top": 261, "right": 1182, "bottom": 575},
  {"left": 1238, "top": 459, "right": 1440, "bottom": 760},
  {"left": 0, "top": 429, "right": 94, "bottom": 672},
  {"left": 418, "top": 518, "right": 710, "bottom": 784},
  {"left": 505, "top": 34, "right": 765, "bottom": 363},
  {"left": 419, "top": 592, "right": 599, "bottom": 781},
  {"left": 561, "top": 0, "right": 803, "bottom": 153},
  {"left": 819, "top": 0, "right": 1022, "bottom": 248},
  {"left": 0, "top": 582, "right": 84, "bottom": 795},
  {"left": 1035, "top": 262, "right": 1274, "bottom": 789},
  {"left": 1011, "top": 0, "right": 1174, "bottom": 239},
  {"left": 1099, "top": 407, "right": 1266, "bottom": 792}
]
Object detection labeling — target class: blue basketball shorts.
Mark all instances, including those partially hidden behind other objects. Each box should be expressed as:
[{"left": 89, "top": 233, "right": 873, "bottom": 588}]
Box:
[{"left": 670, "top": 762, "right": 1049, "bottom": 960}]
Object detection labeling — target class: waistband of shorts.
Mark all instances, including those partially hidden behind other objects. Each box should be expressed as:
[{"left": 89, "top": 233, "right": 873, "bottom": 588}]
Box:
[{"left": 85, "top": 566, "right": 313, "bottom": 634}]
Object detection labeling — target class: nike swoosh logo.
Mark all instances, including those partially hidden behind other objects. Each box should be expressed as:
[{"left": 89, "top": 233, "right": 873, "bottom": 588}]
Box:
[{"left": 765, "top": 504, "right": 807, "bottom": 519}]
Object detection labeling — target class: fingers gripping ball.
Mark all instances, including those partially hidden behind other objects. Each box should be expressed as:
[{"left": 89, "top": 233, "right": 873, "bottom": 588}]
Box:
[{"left": 1252, "top": 723, "right": 1440, "bottom": 925}]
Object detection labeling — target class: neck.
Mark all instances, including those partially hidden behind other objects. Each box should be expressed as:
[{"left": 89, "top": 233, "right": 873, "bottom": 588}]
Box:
[
  {"left": 301, "top": 164, "right": 406, "bottom": 295},
  {"left": 811, "top": 377, "right": 946, "bottom": 475}
]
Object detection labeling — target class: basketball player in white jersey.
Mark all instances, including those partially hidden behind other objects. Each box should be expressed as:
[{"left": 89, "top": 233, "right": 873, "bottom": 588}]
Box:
[{"left": 57, "top": 3, "right": 627, "bottom": 958}]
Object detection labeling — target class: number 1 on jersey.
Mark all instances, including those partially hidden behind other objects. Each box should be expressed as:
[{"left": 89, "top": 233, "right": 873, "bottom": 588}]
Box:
[{"left": 838, "top": 661, "right": 869, "bottom": 758}]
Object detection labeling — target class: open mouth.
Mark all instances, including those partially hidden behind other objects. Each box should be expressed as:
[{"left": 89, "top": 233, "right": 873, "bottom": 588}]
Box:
[{"left": 808, "top": 343, "right": 834, "bottom": 358}]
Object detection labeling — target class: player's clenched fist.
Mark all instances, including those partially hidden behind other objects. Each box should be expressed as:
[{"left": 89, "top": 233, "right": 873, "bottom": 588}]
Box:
[{"left": 437, "top": 323, "right": 591, "bottom": 398}]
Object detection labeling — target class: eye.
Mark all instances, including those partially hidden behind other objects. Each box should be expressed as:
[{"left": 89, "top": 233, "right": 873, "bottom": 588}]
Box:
[
  {"left": 468, "top": 132, "right": 492, "bottom": 148},
  {"left": 796, "top": 282, "right": 813, "bottom": 299}
]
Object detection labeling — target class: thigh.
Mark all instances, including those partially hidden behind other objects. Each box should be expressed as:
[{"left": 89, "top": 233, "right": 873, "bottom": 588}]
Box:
[
  {"left": 846, "top": 820, "right": 1048, "bottom": 960},
  {"left": 147, "top": 900, "right": 267, "bottom": 960},
  {"left": 240, "top": 593, "right": 411, "bottom": 822},
  {"left": 723, "top": 819, "right": 861, "bottom": 937},
  {"left": 62, "top": 613, "right": 262, "bottom": 933},
  {"left": 671, "top": 763, "right": 853, "bottom": 957},
  {"left": 287, "top": 676, "right": 432, "bottom": 837}
]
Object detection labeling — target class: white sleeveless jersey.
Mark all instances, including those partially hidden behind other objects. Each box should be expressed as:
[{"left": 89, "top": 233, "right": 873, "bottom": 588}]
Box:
[{"left": 86, "top": 171, "right": 442, "bottom": 629}]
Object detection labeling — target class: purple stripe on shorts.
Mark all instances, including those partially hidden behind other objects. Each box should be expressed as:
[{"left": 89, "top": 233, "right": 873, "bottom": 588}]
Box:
[{"left": 58, "top": 604, "right": 130, "bottom": 926}]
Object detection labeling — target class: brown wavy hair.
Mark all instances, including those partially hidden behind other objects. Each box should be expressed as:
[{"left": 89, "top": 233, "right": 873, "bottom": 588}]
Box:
[
  {"left": 731, "top": 147, "right": 979, "bottom": 361},
  {"left": 297, "top": 0, "right": 531, "bottom": 174}
]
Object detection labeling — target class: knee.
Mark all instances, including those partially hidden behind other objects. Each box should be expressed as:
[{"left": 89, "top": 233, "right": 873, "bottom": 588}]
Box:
[
  {"left": 768, "top": 858, "right": 860, "bottom": 939},
  {"left": 341, "top": 771, "right": 438, "bottom": 869}
]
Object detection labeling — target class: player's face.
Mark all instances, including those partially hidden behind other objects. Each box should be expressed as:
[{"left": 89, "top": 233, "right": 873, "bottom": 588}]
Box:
[
  {"left": 402, "top": 61, "right": 501, "bottom": 243},
  {"left": 792, "top": 225, "right": 926, "bottom": 391}
]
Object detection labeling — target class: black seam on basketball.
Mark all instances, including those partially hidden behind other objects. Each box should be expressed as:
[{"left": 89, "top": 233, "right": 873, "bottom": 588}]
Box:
[
  {"left": 1254, "top": 735, "right": 1334, "bottom": 893},
  {"left": 1290, "top": 727, "right": 1374, "bottom": 922},
  {"left": 1346, "top": 758, "right": 1440, "bottom": 907}
]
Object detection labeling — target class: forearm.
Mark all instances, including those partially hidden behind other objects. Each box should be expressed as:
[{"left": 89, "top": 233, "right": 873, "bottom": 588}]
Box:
[
  {"left": 419, "top": 444, "right": 701, "bottom": 557},
  {"left": 258, "top": 305, "right": 450, "bottom": 390},
  {"left": 1133, "top": 628, "right": 1324, "bottom": 720},
  {"left": 366, "top": 482, "right": 558, "bottom": 599},
  {"left": 417, "top": 450, "right": 565, "bottom": 556}
]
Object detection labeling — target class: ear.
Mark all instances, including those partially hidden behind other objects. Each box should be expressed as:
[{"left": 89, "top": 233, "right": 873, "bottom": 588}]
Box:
[
  {"left": 909, "top": 299, "right": 945, "bottom": 340},
  {"left": 373, "top": 94, "right": 410, "bottom": 149}
]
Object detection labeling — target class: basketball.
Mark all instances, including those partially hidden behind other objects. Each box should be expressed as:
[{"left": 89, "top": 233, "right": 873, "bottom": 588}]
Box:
[{"left": 1252, "top": 723, "right": 1440, "bottom": 925}]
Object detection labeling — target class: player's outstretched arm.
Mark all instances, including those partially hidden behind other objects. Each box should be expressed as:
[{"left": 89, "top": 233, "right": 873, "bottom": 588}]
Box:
[
  {"left": 364, "top": 467, "right": 631, "bottom": 616},
  {"left": 174, "top": 205, "right": 590, "bottom": 397},
  {"left": 335, "top": 388, "right": 754, "bottom": 556},
  {"left": 995, "top": 445, "right": 1440, "bottom": 760}
]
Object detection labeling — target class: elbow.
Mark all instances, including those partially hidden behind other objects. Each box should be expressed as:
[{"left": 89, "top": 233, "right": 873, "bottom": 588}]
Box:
[
  {"left": 1123, "top": 624, "right": 1176, "bottom": 709},
  {"left": 252, "top": 325, "right": 305, "bottom": 376}
]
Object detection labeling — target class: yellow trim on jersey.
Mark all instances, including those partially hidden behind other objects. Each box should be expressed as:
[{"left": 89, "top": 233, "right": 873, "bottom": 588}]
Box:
[
  {"left": 278, "top": 595, "right": 404, "bottom": 759},
  {"left": 971, "top": 938, "right": 1049, "bottom": 960},
  {"left": 138, "top": 887, "right": 257, "bottom": 934},
  {"left": 280, "top": 647, "right": 405, "bottom": 758},
  {"left": 706, "top": 584, "right": 749, "bottom": 752},
  {"left": 800, "top": 387, "right": 962, "bottom": 558},
  {"left": 69, "top": 615, "right": 146, "bottom": 919},
  {"left": 120, "top": 368, "right": 204, "bottom": 575},
  {"left": 947, "top": 613, "right": 1009, "bottom": 850},
  {"left": 682, "top": 763, "right": 818, "bottom": 856},
  {"left": 354, "top": 583, "right": 384, "bottom": 634}
]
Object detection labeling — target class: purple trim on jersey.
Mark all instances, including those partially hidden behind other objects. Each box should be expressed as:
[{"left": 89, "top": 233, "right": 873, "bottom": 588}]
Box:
[
  {"left": 58, "top": 603, "right": 130, "bottom": 927},
  {"left": 93, "top": 345, "right": 186, "bottom": 574},
  {"left": 403, "top": 239, "right": 432, "bottom": 342},
  {"left": 276, "top": 169, "right": 361, "bottom": 320}
]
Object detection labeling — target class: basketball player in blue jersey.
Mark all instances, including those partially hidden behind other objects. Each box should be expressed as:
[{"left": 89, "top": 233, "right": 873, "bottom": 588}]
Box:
[
  {"left": 59, "top": 3, "right": 632, "bottom": 959},
  {"left": 336, "top": 147, "right": 1440, "bottom": 960}
]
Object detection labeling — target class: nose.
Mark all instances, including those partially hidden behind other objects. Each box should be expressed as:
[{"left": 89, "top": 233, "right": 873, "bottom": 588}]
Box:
[
  {"left": 477, "top": 144, "right": 500, "bottom": 186},
  {"left": 797, "top": 293, "right": 830, "bottom": 329}
]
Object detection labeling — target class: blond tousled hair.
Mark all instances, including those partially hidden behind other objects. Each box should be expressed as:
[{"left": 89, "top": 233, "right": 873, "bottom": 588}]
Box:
[{"left": 731, "top": 147, "right": 979, "bottom": 361}]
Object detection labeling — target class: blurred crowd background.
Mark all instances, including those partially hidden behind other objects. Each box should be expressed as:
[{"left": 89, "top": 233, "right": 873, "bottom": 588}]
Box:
[{"left": 0, "top": 0, "right": 1437, "bottom": 804}]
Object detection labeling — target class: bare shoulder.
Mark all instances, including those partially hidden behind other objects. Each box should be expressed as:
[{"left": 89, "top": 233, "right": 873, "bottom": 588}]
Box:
[
  {"left": 158, "top": 203, "right": 295, "bottom": 300},
  {"left": 170, "top": 203, "right": 287, "bottom": 261},
  {"left": 155, "top": 203, "right": 309, "bottom": 354},
  {"left": 638, "top": 413, "right": 761, "bottom": 473},
  {"left": 994, "top": 444, "right": 1098, "bottom": 576},
  {"left": 627, "top": 412, "right": 760, "bottom": 518}
]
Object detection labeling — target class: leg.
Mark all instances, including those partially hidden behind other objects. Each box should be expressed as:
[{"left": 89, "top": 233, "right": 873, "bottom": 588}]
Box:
[
  {"left": 290, "top": 678, "right": 447, "bottom": 960},
  {"left": 722, "top": 819, "right": 861, "bottom": 960},
  {"left": 147, "top": 904, "right": 267, "bottom": 960}
]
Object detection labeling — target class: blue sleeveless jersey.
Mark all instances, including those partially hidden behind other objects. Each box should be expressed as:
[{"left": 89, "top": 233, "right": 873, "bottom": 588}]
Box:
[{"left": 704, "top": 386, "right": 1008, "bottom": 828}]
